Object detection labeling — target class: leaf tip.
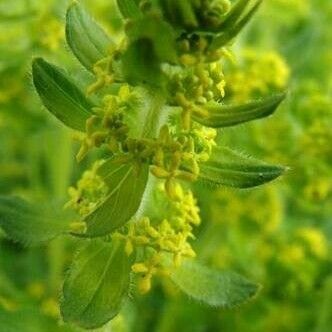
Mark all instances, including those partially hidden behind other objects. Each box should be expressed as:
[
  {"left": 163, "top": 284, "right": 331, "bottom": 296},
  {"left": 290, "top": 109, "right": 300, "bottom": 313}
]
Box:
[{"left": 31, "top": 56, "right": 44, "bottom": 72}]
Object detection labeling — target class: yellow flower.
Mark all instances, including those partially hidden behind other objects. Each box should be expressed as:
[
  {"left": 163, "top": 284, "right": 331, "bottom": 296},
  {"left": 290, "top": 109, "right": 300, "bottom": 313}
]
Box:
[
  {"left": 27, "top": 282, "right": 45, "bottom": 299},
  {"left": 227, "top": 48, "right": 289, "bottom": 102},
  {"left": 0, "top": 296, "right": 18, "bottom": 312},
  {"left": 304, "top": 178, "right": 331, "bottom": 201},
  {"left": 297, "top": 227, "right": 328, "bottom": 259},
  {"left": 132, "top": 253, "right": 166, "bottom": 294},
  {"left": 41, "top": 298, "right": 60, "bottom": 318},
  {"left": 40, "top": 18, "right": 63, "bottom": 51},
  {"left": 280, "top": 244, "right": 304, "bottom": 265},
  {"left": 65, "top": 161, "right": 108, "bottom": 217}
]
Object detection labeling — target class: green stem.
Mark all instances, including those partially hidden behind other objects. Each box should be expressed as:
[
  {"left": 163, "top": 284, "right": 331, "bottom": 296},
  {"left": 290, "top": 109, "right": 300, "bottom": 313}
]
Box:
[
  {"left": 139, "top": 87, "right": 168, "bottom": 139},
  {"left": 135, "top": 87, "right": 168, "bottom": 219}
]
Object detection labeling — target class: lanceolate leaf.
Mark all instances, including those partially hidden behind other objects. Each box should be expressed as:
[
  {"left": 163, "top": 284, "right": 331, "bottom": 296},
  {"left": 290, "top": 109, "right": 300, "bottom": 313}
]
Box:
[
  {"left": 66, "top": 2, "right": 114, "bottom": 71},
  {"left": 209, "top": 0, "right": 263, "bottom": 49},
  {"left": 198, "top": 146, "right": 286, "bottom": 188},
  {"left": 32, "top": 58, "right": 93, "bottom": 131},
  {"left": 192, "top": 92, "right": 286, "bottom": 128},
  {"left": 84, "top": 158, "right": 149, "bottom": 237},
  {"left": 219, "top": 0, "right": 250, "bottom": 30},
  {"left": 0, "top": 196, "right": 71, "bottom": 245},
  {"left": 61, "top": 240, "right": 131, "bottom": 329},
  {"left": 116, "top": 0, "right": 142, "bottom": 19},
  {"left": 170, "top": 259, "right": 260, "bottom": 307}
]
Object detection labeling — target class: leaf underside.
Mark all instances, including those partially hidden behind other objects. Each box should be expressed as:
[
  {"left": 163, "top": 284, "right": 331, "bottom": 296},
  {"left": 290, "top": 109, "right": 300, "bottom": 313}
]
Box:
[
  {"left": 170, "top": 259, "right": 260, "bottom": 307},
  {"left": 0, "top": 196, "right": 70, "bottom": 245}
]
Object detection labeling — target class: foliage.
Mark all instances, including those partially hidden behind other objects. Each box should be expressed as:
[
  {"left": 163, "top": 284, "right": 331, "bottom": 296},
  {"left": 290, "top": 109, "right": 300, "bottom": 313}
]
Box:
[{"left": 0, "top": 0, "right": 331, "bottom": 332}]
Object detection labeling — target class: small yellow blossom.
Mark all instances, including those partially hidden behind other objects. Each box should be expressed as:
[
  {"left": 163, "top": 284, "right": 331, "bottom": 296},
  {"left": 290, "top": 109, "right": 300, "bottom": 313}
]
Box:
[
  {"left": 65, "top": 161, "right": 108, "bottom": 217},
  {"left": 41, "top": 298, "right": 60, "bottom": 318},
  {"left": 27, "top": 282, "right": 45, "bottom": 299},
  {"left": 297, "top": 227, "right": 328, "bottom": 259}
]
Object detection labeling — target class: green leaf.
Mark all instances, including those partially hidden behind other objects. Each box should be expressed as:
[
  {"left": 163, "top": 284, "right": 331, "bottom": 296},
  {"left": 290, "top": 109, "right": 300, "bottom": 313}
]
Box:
[
  {"left": 0, "top": 196, "right": 70, "bottom": 245},
  {"left": 194, "top": 0, "right": 248, "bottom": 33},
  {"left": 170, "top": 259, "right": 260, "bottom": 307},
  {"left": 116, "top": 0, "right": 141, "bottom": 19},
  {"left": 84, "top": 158, "right": 149, "bottom": 237},
  {"left": 198, "top": 146, "right": 286, "bottom": 188},
  {"left": 121, "top": 17, "right": 177, "bottom": 87},
  {"left": 120, "top": 15, "right": 177, "bottom": 87},
  {"left": 121, "top": 39, "right": 163, "bottom": 87},
  {"left": 66, "top": 2, "right": 114, "bottom": 71},
  {"left": 61, "top": 240, "right": 131, "bottom": 329},
  {"left": 158, "top": 0, "right": 199, "bottom": 30},
  {"left": 125, "top": 16, "right": 177, "bottom": 64},
  {"left": 192, "top": 92, "right": 286, "bottom": 128},
  {"left": 209, "top": 0, "right": 263, "bottom": 49},
  {"left": 32, "top": 58, "right": 93, "bottom": 131},
  {"left": 219, "top": 0, "right": 252, "bottom": 31}
]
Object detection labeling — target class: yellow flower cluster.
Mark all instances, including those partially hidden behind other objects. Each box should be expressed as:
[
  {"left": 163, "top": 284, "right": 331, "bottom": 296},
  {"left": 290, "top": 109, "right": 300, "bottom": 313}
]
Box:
[
  {"left": 167, "top": 60, "right": 226, "bottom": 134},
  {"left": 296, "top": 227, "right": 328, "bottom": 259},
  {"left": 1, "top": 280, "right": 60, "bottom": 318},
  {"left": 191, "top": 124, "right": 217, "bottom": 161},
  {"left": 87, "top": 56, "right": 115, "bottom": 95},
  {"left": 76, "top": 86, "right": 133, "bottom": 161},
  {"left": 65, "top": 161, "right": 108, "bottom": 218},
  {"left": 132, "top": 253, "right": 169, "bottom": 294},
  {"left": 114, "top": 185, "right": 200, "bottom": 294},
  {"left": 304, "top": 178, "right": 331, "bottom": 202},
  {"left": 0, "top": 77, "right": 22, "bottom": 104},
  {"left": 152, "top": 122, "right": 217, "bottom": 196},
  {"left": 300, "top": 119, "right": 332, "bottom": 157},
  {"left": 227, "top": 48, "right": 290, "bottom": 102},
  {"left": 212, "top": 187, "right": 283, "bottom": 233},
  {"left": 0, "top": 296, "right": 18, "bottom": 312},
  {"left": 40, "top": 17, "right": 64, "bottom": 51},
  {"left": 279, "top": 244, "right": 305, "bottom": 265},
  {"left": 27, "top": 281, "right": 60, "bottom": 318},
  {"left": 152, "top": 126, "right": 198, "bottom": 198},
  {"left": 169, "top": 61, "right": 226, "bottom": 107}
]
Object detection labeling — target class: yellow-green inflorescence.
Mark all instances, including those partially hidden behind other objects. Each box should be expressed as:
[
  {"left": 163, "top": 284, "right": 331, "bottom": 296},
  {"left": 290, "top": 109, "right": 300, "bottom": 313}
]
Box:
[
  {"left": 226, "top": 48, "right": 290, "bottom": 102},
  {"left": 64, "top": 1, "right": 245, "bottom": 294},
  {"left": 65, "top": 160, "right": 108, "bottom": 234}
]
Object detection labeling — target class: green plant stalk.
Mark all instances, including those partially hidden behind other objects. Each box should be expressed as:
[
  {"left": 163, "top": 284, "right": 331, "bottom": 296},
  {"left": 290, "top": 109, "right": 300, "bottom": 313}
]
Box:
[{"left": 135, "top": 88, "right": 168, "bottom": 220}]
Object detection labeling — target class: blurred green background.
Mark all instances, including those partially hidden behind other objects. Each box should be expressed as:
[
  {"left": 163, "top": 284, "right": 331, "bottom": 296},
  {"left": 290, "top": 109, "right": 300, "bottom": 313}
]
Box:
[{"left": 0, "top": 0, "right": 331, "bottom": 331}]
